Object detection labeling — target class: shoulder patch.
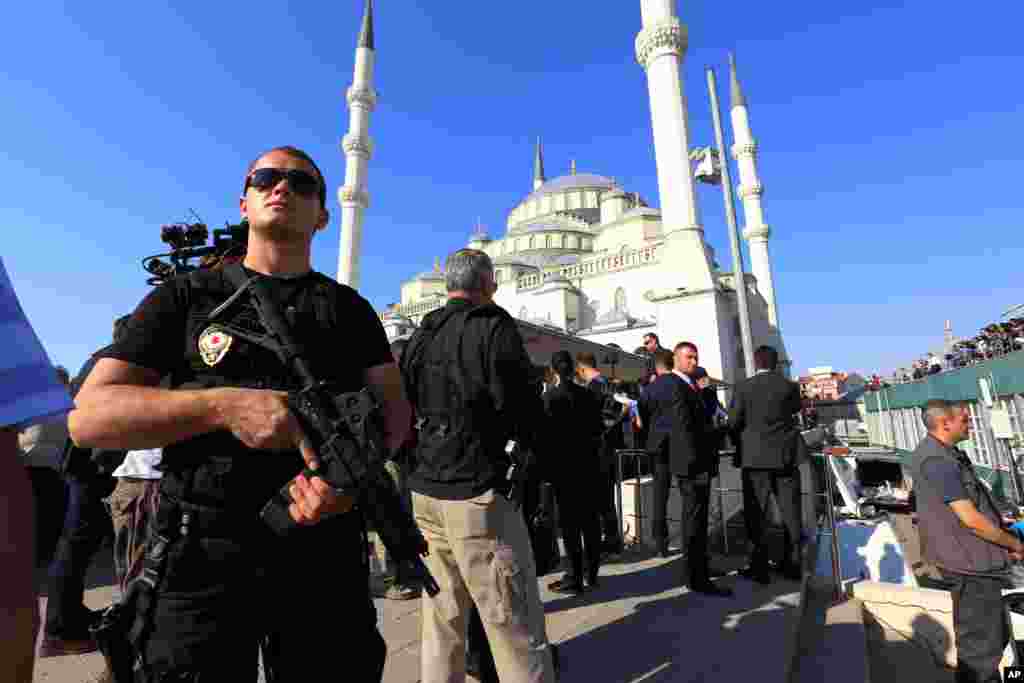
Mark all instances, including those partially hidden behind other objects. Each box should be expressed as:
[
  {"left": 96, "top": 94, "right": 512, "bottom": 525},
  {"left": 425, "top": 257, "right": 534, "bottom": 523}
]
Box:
[{"left": 198, "top": 325, "right": 234, "bottom": 366}]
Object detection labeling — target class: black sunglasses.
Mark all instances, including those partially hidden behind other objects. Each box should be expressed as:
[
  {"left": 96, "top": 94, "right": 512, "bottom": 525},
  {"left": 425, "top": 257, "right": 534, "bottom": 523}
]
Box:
[{"left": 244, "top": 168, "right": 322, "bottom": 200}]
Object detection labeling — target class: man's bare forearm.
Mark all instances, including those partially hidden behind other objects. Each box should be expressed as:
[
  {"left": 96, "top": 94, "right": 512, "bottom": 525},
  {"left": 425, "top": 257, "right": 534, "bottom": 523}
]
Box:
[
  {"left": 70, "top": 386, "right": 226, "bottom": 450},
  {"left": 364, "top": 363, "right": 412, "bottom": 453},
  {"left": 964, "top": 514, "right": 1023, "bottom": 552}
]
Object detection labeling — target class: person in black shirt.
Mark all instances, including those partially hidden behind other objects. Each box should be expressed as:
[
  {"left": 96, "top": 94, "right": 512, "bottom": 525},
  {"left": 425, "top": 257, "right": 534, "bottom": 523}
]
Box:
[
  {"left": 39, "top": 321, "right": 128, "bottom": 659},
  {"left": 400, "top": 248, "right": 556, "bottom": 683},
  {"left": 70, "top": 146, "right": 410, "bottom": 681},
  {"left": 544, "top": 351, "right": 605, "bottom": 595},
  {"left": 576, "top": 351, "right": 626, "bottom": 555}
]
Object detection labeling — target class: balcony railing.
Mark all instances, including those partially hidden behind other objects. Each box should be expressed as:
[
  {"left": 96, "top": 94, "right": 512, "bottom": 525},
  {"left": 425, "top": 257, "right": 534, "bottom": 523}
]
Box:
[{"left": 516, "top": 243, "right": 662, "bottom": 291}]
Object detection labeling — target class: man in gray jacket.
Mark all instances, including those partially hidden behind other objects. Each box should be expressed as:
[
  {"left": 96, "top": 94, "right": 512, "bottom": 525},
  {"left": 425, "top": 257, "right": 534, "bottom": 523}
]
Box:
[{"left": 911, "top": 399, "right": 1023, "bottom": 683}]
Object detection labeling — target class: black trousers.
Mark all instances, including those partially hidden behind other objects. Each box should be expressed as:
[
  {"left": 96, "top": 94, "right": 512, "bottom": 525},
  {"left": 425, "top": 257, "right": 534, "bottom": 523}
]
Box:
[
  {"left": 941, "top": 571, "right": 1009, "bottom": 683},
  {"left": 651, "top": 457, "right": 672, "bottom": 547},
  {"left": 598, "top": 448, "right": 622, "bottom": 545},
  {"left": 677, "top": 474, "right": 712, "bottom": 585},
  {"left": 44, "top": 471, "right": 114, "bottom": 637},
  {"left": 141, "top": 529, "right": 384, "bottom": 682},
  {"left": 742, "top": 468, "right": 803, "bottom": 571},
  {"left": 555, "top": 475, "right": 602, "bottom": 585}
]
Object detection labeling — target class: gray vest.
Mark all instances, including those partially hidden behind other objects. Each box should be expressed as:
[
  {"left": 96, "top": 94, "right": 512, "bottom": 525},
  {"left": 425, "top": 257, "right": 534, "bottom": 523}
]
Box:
[{"left": 910, "top": 435, "right": 1009, "bottom": 575}]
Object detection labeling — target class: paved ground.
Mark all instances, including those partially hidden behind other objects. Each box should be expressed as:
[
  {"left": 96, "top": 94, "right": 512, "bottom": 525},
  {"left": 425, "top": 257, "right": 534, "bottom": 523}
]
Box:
[{"left": 33, "top": 544, "right": 804, "bottom": 683}]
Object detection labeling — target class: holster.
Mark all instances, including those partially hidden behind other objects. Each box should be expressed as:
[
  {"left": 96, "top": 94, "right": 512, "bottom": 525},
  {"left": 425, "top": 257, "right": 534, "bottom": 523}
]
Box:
[
  {"left": 90, "top": 516, "right": 176, "bottom": 682},
  {"left": 90, "top": 602, "right": 141, "bottom": 683}
]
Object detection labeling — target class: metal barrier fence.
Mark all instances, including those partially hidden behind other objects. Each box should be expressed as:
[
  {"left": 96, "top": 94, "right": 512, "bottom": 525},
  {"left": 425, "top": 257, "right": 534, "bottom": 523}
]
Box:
[{"left": 615, "top": 447, "right": 844, "bottom": 599}]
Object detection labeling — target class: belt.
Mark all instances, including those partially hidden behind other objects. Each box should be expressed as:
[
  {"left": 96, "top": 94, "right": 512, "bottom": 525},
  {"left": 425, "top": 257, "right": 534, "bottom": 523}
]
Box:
[{"left": 158, "top": 495, "right": 256, "bottom": 540}]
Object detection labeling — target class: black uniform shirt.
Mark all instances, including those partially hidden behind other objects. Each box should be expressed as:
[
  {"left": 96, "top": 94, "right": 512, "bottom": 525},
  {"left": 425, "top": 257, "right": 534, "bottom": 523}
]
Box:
[{"left": 99, "top": 267, "right": 392, "bottom": 518}]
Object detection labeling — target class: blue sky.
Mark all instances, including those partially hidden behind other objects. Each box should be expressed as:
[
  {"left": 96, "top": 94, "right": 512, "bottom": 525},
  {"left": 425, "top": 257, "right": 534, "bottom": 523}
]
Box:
[{"left": 3, "top": 1, "right": 1023, "bottom": 379}]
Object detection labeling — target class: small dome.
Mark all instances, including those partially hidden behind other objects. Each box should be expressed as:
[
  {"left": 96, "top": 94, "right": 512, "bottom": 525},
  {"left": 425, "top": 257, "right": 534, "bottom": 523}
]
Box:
[{"left": 529, "top": 173, "right": 617, "bottom": 199}]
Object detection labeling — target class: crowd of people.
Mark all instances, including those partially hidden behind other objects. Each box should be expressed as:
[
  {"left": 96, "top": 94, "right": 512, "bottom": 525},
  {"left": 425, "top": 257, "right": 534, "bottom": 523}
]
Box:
[
  {"left": 882, "top": 317, "right": 1024, "bottom": 385},
  {"left": 3, "top": 145, "right": 809, "bottom": 683}
]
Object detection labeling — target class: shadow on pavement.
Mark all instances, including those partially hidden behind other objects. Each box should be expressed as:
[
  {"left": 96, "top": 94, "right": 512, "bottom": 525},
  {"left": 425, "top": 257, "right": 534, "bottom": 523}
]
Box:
[{"left": 547, "top": 554, "right": 802, "bottom": 682}]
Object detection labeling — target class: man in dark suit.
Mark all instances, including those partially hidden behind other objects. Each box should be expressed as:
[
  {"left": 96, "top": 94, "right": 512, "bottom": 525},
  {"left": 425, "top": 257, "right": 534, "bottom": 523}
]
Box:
[
  {"left": 642, "top": 343, "right": 732, "bottom": 597},
  {"left": 638, "top": 349, "right": 677, "bottom": 559},
  {"left": 729, "top": 345, "right": 805, "bottom": 584}
]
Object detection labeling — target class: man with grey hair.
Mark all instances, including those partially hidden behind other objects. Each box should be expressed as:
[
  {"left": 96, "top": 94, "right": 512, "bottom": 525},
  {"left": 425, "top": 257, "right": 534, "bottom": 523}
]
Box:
[
  {"left": 911, "top": 399, "right": 1022, "bottom": 683},
  {"left": 400, "top": 248, "right": 557, "bottom": 683}
]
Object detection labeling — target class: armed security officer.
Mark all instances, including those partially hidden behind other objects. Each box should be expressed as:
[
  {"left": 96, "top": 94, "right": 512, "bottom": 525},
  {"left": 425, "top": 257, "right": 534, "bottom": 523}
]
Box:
[
  {"left": 70, "top": 146, "right": 410, "bottom": 681},
  {"left": 400, "top": 249, "right": 557, "bottom": 683},
  {"left": 912, "top": 399, "right": 1022, "bottom": 683}
]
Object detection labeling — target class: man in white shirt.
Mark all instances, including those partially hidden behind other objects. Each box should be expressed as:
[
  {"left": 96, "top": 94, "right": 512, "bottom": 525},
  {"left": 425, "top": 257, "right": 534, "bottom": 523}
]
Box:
[{"left": 108, "top": 449, "right": 162, "bottom": 591}]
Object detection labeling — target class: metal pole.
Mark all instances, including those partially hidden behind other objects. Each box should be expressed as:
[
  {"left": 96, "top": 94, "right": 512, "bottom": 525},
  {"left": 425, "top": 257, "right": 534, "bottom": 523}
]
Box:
[
  {"left": 823, "top": 451, "right": 843, "bottom": 602},
  {"left": 706, "top": 66, "right": 756, "bottom": 377},
  {"left": 616, "top": 450, "right": 626, "bottom": 544},
  {"left": 719, "top": 484, "right": 729, "bottom": 555}
]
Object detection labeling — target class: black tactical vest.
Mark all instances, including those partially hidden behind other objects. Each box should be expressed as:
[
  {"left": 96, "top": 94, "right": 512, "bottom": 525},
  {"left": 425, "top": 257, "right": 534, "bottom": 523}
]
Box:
[
  {"left": 159, "top": 268, "right": 343, "bottom": 525},
  {"left": 911, "top": 436, "right": 1010, "bottom": 575}
]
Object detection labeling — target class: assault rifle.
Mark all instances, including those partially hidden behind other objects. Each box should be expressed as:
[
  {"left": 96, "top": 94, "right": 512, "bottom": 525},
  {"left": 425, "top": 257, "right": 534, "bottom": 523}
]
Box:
[{"left": 217, "top": 266, "right": 440, "bottom": 596}]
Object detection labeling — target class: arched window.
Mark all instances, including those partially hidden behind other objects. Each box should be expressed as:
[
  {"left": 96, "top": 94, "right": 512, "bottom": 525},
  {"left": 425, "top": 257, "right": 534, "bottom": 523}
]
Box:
[
  {"left": 518, "top": 306, "right": 529, "bottom": 320},
  {"left": 545, "top": 234, "right": 552, "bottom": 249},
  {"left": 528, "top": 236, "right": 536, "bottom": 250},
  {"left": 614, "top": 287, "right": 627, "bottom": 314}
]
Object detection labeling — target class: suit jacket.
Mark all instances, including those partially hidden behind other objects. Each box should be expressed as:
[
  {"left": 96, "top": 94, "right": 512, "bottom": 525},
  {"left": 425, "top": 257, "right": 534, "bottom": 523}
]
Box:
[
  {"left": 728, "top": 371, "right": 804, "bottom": 470},
  {"left": 542, "top": 380, "right": 604, "bottom": 481},
  {"left": 639, "top": 373, "right": 713, "bottom": 477}
]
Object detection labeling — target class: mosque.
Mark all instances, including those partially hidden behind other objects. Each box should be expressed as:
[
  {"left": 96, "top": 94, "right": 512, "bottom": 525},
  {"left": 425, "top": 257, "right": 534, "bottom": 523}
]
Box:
[{"left": 335, "top": 0, "right": 788, "bottom": 383}]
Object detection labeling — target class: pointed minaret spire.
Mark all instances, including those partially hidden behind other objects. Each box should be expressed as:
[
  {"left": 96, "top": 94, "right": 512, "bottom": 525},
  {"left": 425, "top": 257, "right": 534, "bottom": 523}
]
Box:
[
  {"left": 337, "top": 0, "right": 379, "bottom": 288},
  {"left": 533, "top": 137, "right": 546, "bottom": 190},
  {"left": 570, "top": 159, "right": 577, "bottom": 175},
  {"left": 728, "top": 52, "right": 746, "bottom": 108},
  {"left": 729, "top": 50, "right": 779, "bottom": 330},
  {"left": 358, "top": 0, "right": 374, "bottom": 50}
]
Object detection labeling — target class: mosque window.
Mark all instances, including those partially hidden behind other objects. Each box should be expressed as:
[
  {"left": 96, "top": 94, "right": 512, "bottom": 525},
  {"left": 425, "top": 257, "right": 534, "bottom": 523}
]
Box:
[
  {"left": 545, "top": 235, "right": 552, "bottom": 249},
  {"left": 614, "top": 287, "right": 627, "bottom": 314},
  {"left": 528, "top": 236, "right": 536, "bottom": 250},
  {"left": 519, "top": 306, "right": 529, "bottom": 319}
]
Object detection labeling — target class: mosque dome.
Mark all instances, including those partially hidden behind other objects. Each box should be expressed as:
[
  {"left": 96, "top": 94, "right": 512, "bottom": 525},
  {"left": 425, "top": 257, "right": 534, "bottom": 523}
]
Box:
[{"left": 527, "top": 173, "right": 617, "bottom": 199}]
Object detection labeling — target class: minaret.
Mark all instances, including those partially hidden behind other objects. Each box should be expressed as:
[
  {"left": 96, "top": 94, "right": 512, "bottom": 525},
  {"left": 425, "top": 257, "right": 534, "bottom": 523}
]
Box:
[
  {"left": 729, "top": 52, "right": 779, "bottom": 328},
  {"left": 533, "top": 137, "right": 546, "bottom": 190},
  {"left": 635, "top": 0, "right": 713, "bottom": 289},
  {"left": 337, "top": 0, "right": 376, "bottom": 289}
]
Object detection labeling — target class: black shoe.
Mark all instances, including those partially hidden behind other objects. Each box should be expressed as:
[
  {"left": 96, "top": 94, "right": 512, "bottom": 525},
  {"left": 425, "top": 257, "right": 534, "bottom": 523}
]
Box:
[
  {"left": 689, "top": 581, "right": 734, "bottom": 597},
  {"left": 656, "top": 540, "right": 670, "bottom": 558},
  {"left": 549, "top": 578, "right": 585, "bottom": 595},
  {"left": 38, "top": 632, "right": 99, "bottom": 658},
  {"left": 601, "top": 539, "right": 624, "bottom": 556},
  {"left": 548, "top": 576, "right": 576, "bottom": 591},
  {"left": 585, "top": 573, "right": 600, "bottom": 590},
  {"left": 738, "top": 565, "right": 772, "bottom": 584}
]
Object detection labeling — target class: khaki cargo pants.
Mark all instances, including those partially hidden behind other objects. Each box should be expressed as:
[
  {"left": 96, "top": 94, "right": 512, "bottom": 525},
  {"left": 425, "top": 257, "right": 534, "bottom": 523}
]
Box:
[{"left": 412, "top": 489, "right": 555, "bottom": 683}]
